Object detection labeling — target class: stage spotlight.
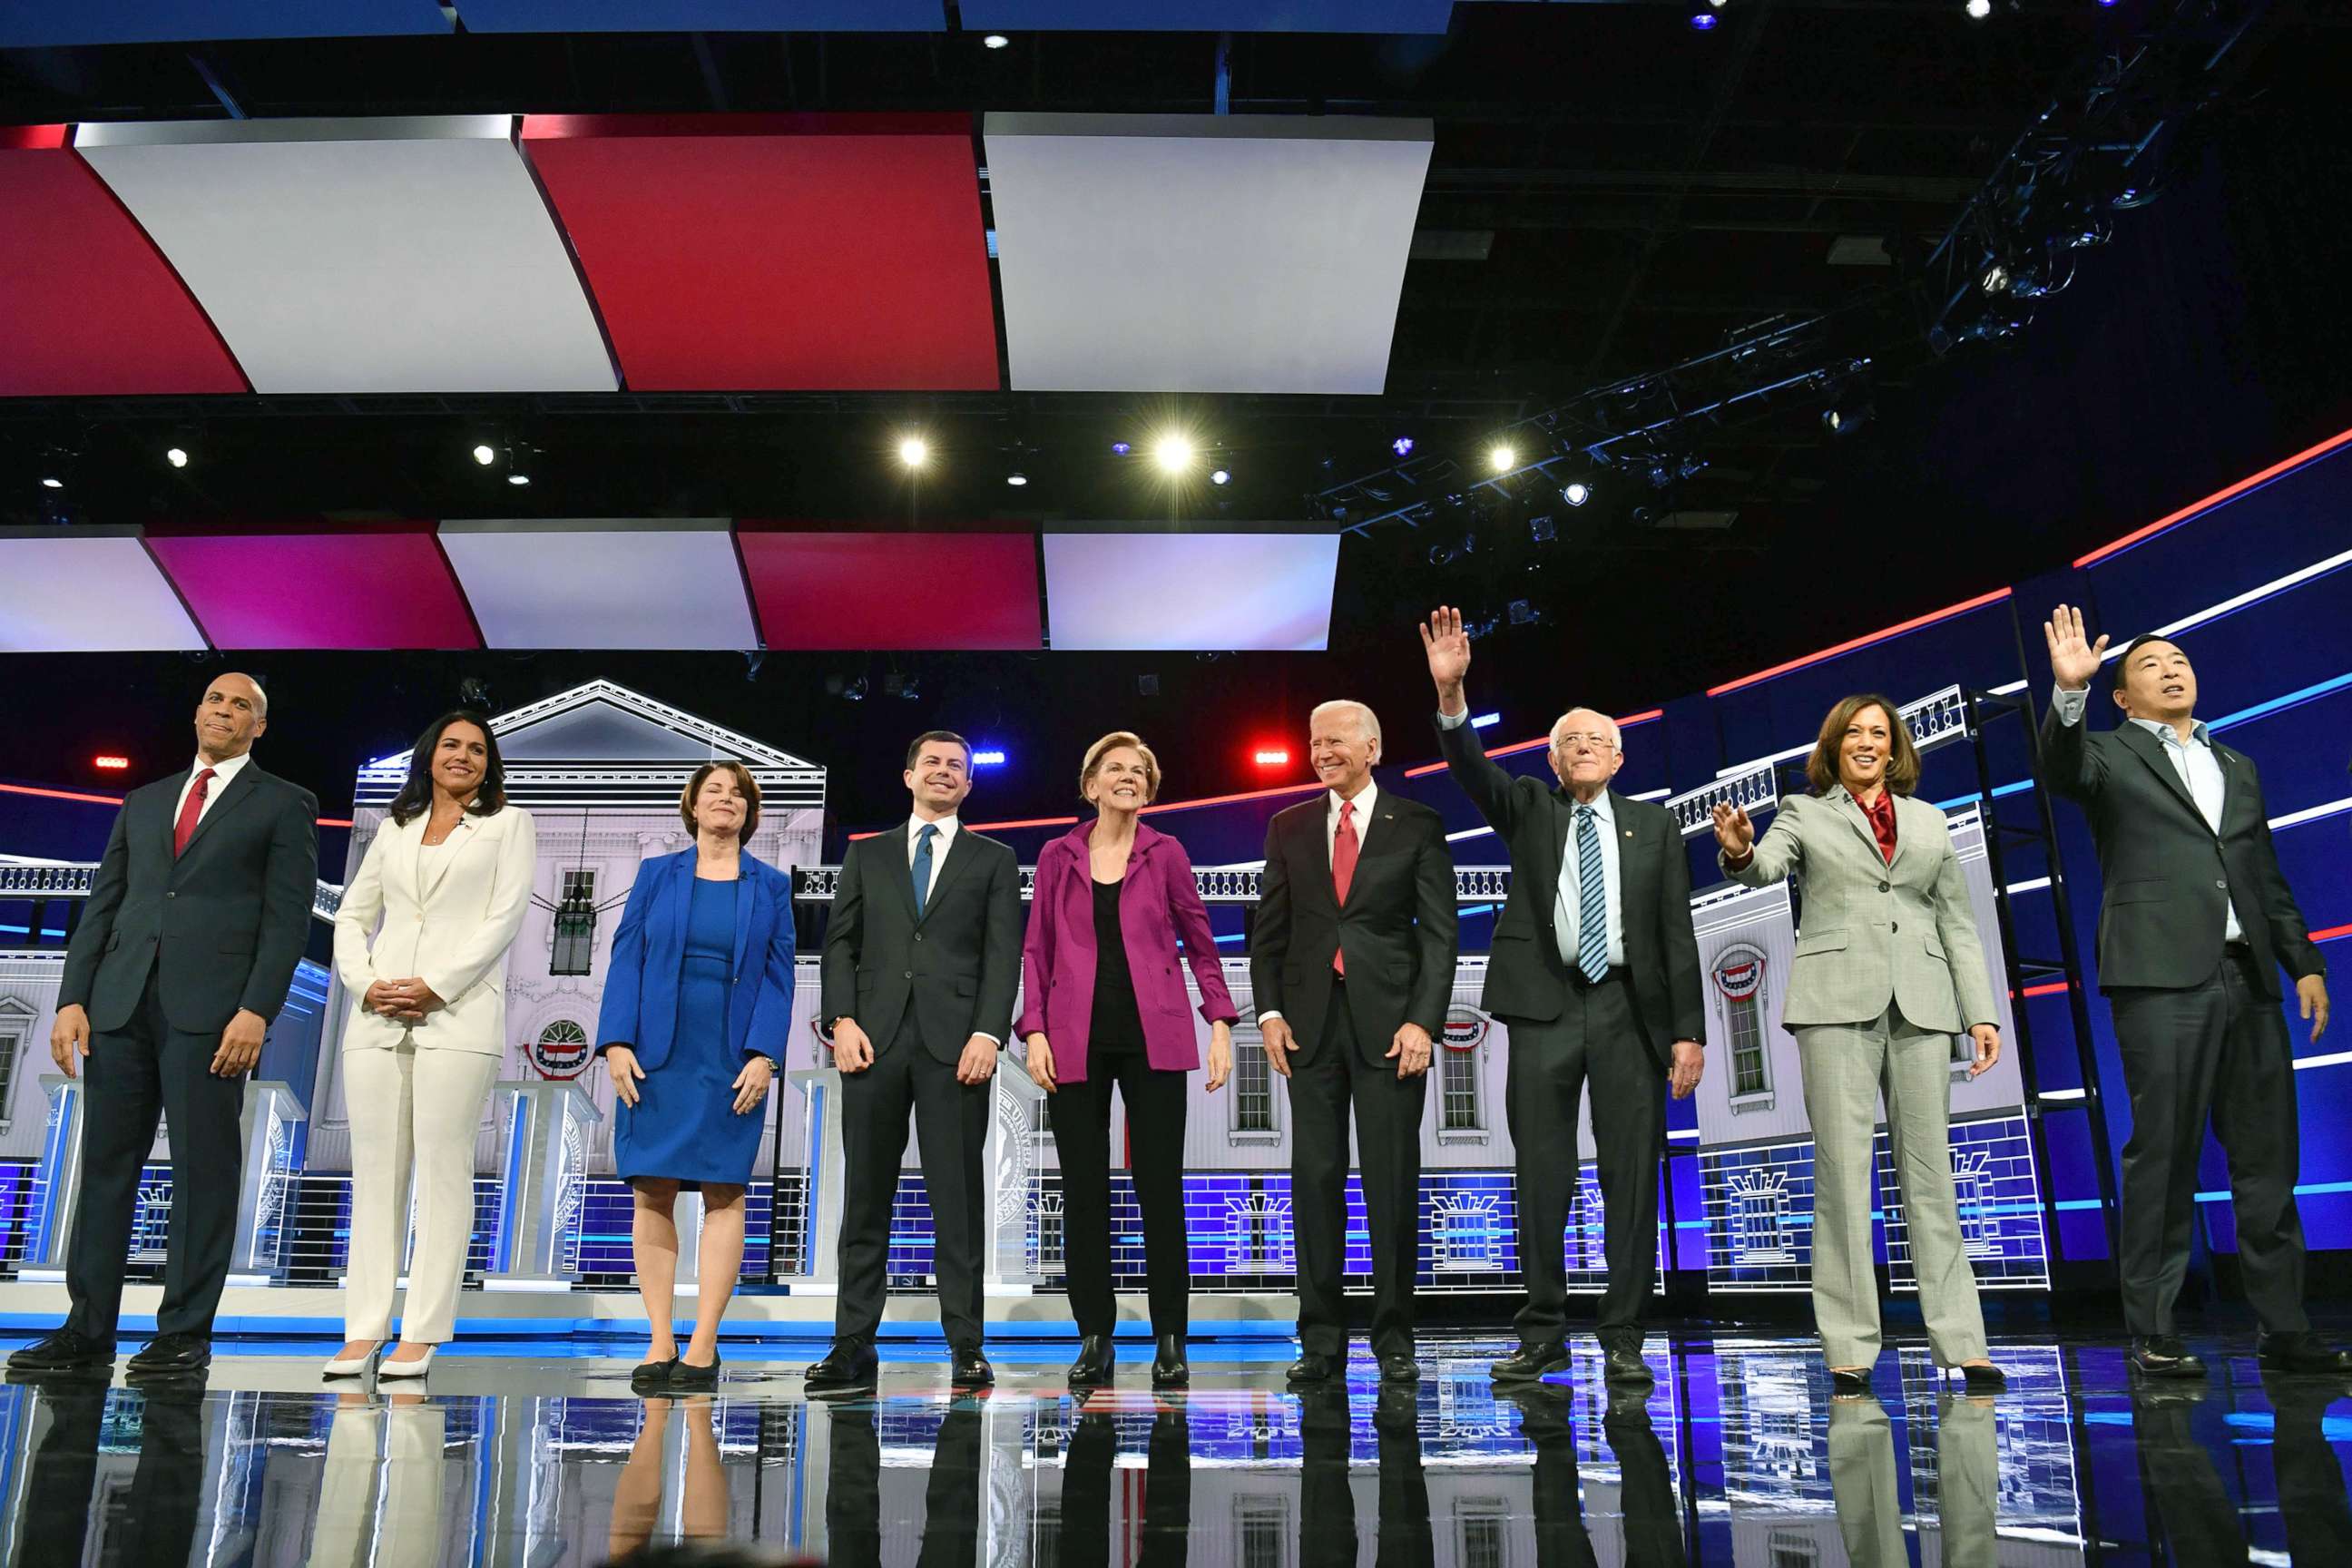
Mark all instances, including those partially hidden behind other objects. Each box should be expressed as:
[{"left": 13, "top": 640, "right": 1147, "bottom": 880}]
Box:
[
  {"left": 1006, "top": 471, "right": 1029, "bottom": 487},
  {"left": 1152, "top": 434, "right": 1194, "bottom": 474},
  {"left": 983, "top": 33, "right": 1010, "bottom": 47},
  {"left": 1110, "top": 440, "right": 1132, "bottom": 456},
  {"left": 1487, "top": 443, "right": 1516, "bottom": 474},
  {"left": 1392, "top": 436, "right": 1416, "bottom": 457},
  {"left": 897, "top": 435, "right": 929, "bottom": 468},
  {"left": 1823, "top": 401, "right": 1876, "bottom": 435},
  {"left": 1562, "top": 481, "right": 1591, "bottom": 507},
  {"left": 1252, "top": 748, "right": 1290, "bottom": 768},
  {"left": 165, "top": 446, "right": 189, "bottom": 469},
  {"left": 1210, "top": 467, "right": 1230, "bottom": 485},
  {"left": 39, "top": 476, "right": 63, "bottom": 489},
  {"left": 1980, "top": 262, "right": 2012, "bottom": 294},
  {"left": 506, "top": 473, "right": 531, "bottom": 486},
  {"left": 1690, "top": 11, "right": 1718, "bottom": 28},
  {"left": 1965, "top": 0, "right": 1990, "bottom": 15},
  {"left": 471, "top": 443, "right": 496, "bottom": 466},
  {"left": 93, "top": 754, "right": 130, "bottom": 771},
  {"left": 972, "top": 749, "right": 1007, "bottom": 767},
  {"left": 1470, "top": 713, "right": 1501, "bottom": 730}
]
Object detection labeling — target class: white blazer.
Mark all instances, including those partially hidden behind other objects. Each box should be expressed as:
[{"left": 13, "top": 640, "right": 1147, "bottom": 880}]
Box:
[{"left": 334, "top": 806, "right": 538, "bottom": 1057}]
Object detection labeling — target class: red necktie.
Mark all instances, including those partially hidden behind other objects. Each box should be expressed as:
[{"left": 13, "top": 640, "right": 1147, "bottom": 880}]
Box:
[
  {"left": 173, "top": 768, "right": 216, "bottom": 858},
  {"left": 1331, "top": 799, "right": 1359, "bottom": 975}
]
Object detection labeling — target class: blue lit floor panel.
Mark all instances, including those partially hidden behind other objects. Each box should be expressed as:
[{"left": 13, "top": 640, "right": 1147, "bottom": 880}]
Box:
[{"left": 3, "top": 1328, "right": 2347, "bottom": 1565}]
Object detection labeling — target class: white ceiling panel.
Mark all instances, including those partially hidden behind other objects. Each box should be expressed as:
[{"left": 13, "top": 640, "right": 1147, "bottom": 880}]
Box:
[
  {"left": 75, "top": 117, "right": 617, "bottom": 394},
  {"left": 438, "top": 519, "right": 758, "bottom": 649},
  {"left": 0, "top": 532, "right": 208, "bottom": 652},
  {"left": 1044, "top": 530, "right": 1340, "bottom": 651},
  {"left": 985, "top": 113, "right": 1431, "bottom": 394}
]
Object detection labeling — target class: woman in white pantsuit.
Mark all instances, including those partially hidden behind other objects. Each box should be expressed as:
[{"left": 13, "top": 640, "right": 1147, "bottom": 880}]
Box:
[
  {"left": 327, "top": 710, "right": 536, "bottom": 1379},
  {"left": 1712, "top": 694, "right": 2006, "bottom": 1394}
]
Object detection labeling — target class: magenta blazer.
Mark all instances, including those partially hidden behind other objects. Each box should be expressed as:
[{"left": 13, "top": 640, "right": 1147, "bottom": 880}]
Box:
[{"left": 1017, "top": 819, "right": 1240, "bottom": 1084}]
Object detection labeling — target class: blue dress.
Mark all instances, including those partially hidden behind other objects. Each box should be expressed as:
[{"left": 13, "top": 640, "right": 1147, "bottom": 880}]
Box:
[{"left": 614, "top": 877, "right": 763, "bottom": 1189}]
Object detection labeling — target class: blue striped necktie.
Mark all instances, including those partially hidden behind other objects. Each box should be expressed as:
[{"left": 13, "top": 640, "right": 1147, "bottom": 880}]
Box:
[
  {"left": 1575, "top": 804, "right": 1608, "bottom": 982},
  {"left": 912, "top": 822, "right": 937, "bottom": 917}
]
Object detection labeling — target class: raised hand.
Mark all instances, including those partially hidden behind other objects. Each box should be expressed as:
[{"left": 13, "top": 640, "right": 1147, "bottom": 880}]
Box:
[
  {"left": 1419, "top": 605, "right": 1472, "bottom": 709},
  {"left": 1710, "top": 802, "right": 1755, "bottom": 858},
  {"left": 2043, "top": 603, "right": 2110, "bottom": 691}
]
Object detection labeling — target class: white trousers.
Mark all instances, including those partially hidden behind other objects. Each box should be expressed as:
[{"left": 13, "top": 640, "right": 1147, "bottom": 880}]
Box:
[
  {"left": 342, "top": 1045, "right": 502, "bottom": 1343},
  {"left": 313, "top": 1401, "right": 446, "bottom": 1568}
]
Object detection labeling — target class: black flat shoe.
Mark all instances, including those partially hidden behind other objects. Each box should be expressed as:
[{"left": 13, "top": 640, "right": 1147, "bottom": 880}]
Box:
[
  {"left": 6, "top": 1328, "right": 115, "bottom": 1372},
  {"left": 631, "top": 1355, "right": 679, "bottom": 1393},
  {"left": 1489, "top": 1340, "right": 1569, "bottom": 1381},
  {"left": 2257, "top": 1332, "right": 2352, "bottom": 1374},
  {"left": 1287, "top": 1352, "right": 1338, "bottom": 1386},
  {"left": 951, "top": 1348, "right": 994, "bottom": 1389},
  {"left": 1958, "top": 1362, "right": 2006, "bottom": 1393},
  {"left": 1068, "top": 1334, "right": 1116, "bottom": 1387},
  {"left": 804, "top": 1339, "right": 879, "bottom": 1396},
  {"left": 1828, "top": 1366, "right": 1874, "bottom": 1396},
  {"left": 1150, "top": 1334, "right": 1188, "bottom": 1388},
  {"left": 2130, "top": 1336, "right": 2207, "bottom": 1379},
  {"left": 670, "top": 1353, "right": 721, "bottom": 1392},
  {"left": 126, "top": 1332, "right": 211, "bottom": 1377}
]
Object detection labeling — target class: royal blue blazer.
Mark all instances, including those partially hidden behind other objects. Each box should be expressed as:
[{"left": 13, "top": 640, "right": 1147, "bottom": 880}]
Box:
[{"left": 594, "top": 849, "right": 797, "bottom": 1071}]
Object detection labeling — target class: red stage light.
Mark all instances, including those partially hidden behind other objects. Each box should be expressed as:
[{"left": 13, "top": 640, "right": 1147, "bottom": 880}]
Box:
[
  {"left": 1252, "top": 749, "right": 1291, "bottom": 768},
  {"left": 93, "top": 755, "right": 131, "bottom": 771}
]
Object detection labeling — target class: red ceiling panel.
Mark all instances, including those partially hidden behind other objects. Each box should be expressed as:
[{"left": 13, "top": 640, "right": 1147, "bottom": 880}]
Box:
[
  {"left": 521, "top": 114, "right": 999, "bottom": 391},
  {"left": 144, "top": 524, "right": 482, "bottom": 650},
  {"left": 736, "top": 528, "right": 1040, "bottom": 650},
  {"left": 0, "top": 125, "right": 246, "bottom": 395}
]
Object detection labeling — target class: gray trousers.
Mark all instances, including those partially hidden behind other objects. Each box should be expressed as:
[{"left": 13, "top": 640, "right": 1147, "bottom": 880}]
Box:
[{"left": 1798, "top": 1005, "right": 1987, "bottom": 1368}]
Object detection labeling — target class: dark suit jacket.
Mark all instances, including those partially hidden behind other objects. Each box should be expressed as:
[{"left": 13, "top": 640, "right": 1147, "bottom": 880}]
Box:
[
  {"left": 2041, "top": 705, "right": 2324, "bottom": 997},
  {"left": 59, "top": 760, "right": 319, "bottom": 1035},
  {"left": 1436, "top": 719, "right": 1706, "bottom": 1064},
  {"left": 819, "top": 818, "right": 1024, "bottom": 1063},
  {"left": 1249, "top": 785, "right": 1458, "bottom": 1064},
  {"left": 594, "top": 849, "right": 798, "bottom": 1071}
]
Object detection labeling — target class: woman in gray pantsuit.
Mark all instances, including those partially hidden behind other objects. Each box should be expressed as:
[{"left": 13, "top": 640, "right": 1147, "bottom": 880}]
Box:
[{"left": 1712, "top": 694, "right": 2006, "bottom": 1393}]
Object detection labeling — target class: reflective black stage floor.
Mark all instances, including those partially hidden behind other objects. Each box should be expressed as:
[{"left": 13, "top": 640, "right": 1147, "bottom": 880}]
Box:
[{"left": 2, "top": 1329, "right": 2347, "bottom": 1566}]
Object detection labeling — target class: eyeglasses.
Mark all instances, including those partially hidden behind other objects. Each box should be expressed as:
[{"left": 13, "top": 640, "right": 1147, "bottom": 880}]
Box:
[{"left": 1553, "top": 733, "right": 1617, "bottom": 752}]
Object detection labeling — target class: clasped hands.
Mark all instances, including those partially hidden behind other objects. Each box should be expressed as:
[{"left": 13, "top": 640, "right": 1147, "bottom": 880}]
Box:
[
  {"left": 49, "top": 1000, "right": 269, "bottom": 1080},
  {"left": 363, "top": 976, "right": 446, "bottom": 1024}
]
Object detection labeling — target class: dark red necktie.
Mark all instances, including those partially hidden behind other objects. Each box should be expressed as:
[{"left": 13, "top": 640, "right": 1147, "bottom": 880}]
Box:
[
  {"left": 1331, "top": 799, "right": 1359, "bottom": 975},
  {"left": 173, "top": 768, "right": 215, "bottom": 858}
]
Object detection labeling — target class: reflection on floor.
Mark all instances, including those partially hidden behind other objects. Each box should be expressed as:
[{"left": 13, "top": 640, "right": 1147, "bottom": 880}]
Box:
[{"left": 0, "top": 1330, "right": 2347, "bottom": 1565}]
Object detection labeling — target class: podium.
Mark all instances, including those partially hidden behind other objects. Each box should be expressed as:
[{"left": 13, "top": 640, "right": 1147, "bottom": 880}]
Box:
[
  {"left": 785, "top": 1063, "right": 846, "bottom": 1289},
  {"left": 17, "top": 1074, "right": 307, "bottom": 1285},
  {"left": 485, "top": 1081, "right": 603, "bottom": 1289}
]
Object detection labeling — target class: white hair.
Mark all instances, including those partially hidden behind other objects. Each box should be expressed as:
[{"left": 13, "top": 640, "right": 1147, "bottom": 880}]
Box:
[
  {"left": 1548, "top": 707, "right": 1620, "bottom": 750},
  {"left": 1310, "top": 700, "right": 1382, "bottom": 749}
]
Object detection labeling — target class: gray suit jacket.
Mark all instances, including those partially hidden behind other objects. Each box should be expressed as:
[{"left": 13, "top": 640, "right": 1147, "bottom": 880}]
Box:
[{"left": 1720, "top": 788, "right": 1998, "bottom": 1034}]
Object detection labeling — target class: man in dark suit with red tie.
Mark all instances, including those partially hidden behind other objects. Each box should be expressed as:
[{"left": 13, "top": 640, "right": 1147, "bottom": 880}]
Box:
[
  {"left": 9, "top": 674, "right": 318, "bottom": 1380},
  {"left": 1251, "top": 700, "right": 1458, "bottom": 1386}
]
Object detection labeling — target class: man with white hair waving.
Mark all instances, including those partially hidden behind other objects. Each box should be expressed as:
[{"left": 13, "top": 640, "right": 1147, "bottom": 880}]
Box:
[
  {"left": 1422, "top": 606, "right": 1706, "bottom": 1387},
  {"left": 1251, "top": 697, "right": 1458, "bottom": 1386}
]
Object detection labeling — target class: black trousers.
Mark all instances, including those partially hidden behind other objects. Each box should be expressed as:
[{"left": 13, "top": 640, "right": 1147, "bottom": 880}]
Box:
[
  {"left": 18, "top": 1380, "right": 205, "bottom": 1568},
  {"left": 2111, "top": 947, "right": 2307, "bottom": 1336},
  {"left": 65, "top": 973, "right": 245, "bottom": 1341},
  {"left": 824, "top": 1396, "right": 984, "bottom": 1568},
  {"left": 833, "top": 1016, "right": 992, "bottom": 1349},
  {"left": 1509, "top": 1384, "right": 1682, "bottom": 1568},
  {"left": 1503, "top": 975, "right": 1666, "bottom": 1344},
  {"left": 1059, "top": 1405, "right": 1192, "bottom": 1568},
  {"left": 1290, "top": 989, "right": 1426, "bottom": 1360},
  {"left": 1300, "top": 1386, "right": 1432, "bottom": 1568},
  {"left": 1049, "top": 1048, "right": 1190, "bottom": 1338}
]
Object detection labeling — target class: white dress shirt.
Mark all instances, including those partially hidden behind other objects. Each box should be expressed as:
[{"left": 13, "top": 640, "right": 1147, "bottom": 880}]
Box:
[
  {"left": 1436, "top": 708, "right": 1626, "bottom": 967},
  {"left": 1259, "top": 782, "right": 1379, "bottom": 1026},
  {"left": 907, "top": 813, "right": 961, "bottom": 903},
  {"left": 173, "top": 749, "right": 253, "bottom": 829},
  {"left": 2051, "top": 684, "right": 2242, "bottom": 941}
]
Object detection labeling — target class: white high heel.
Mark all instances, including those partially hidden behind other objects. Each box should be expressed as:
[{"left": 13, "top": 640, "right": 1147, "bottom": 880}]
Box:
[
  {"left": 377, "top": 1345, "right": 436, "bottom": 1379},
  {"left": 323, "top": 1341, "right": 383, "bottom": 1377}
]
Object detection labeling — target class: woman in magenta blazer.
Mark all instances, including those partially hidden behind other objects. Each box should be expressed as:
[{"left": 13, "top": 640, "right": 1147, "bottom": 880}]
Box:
[{"left": 1022, "top": 731, "right": 1237, "bottom": 1389}]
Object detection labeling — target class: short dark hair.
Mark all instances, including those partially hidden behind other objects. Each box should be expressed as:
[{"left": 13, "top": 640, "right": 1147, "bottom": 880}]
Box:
[
  {"left": 681, "top": 760, "right": 761, "bottom": 840},
  {"left": 905, "top": 730, "right": 971, "bottom": 770},
  {"left": 2112, "top": 633, "right": 2184, "bottom": 685}
]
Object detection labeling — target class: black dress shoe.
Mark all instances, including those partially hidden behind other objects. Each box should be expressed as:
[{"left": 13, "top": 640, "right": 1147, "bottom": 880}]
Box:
[
  {"left": 1828, "top": 1366, "right": 1875, "bottom": 1396},
  {"left": 1958, "top": 1362, "right": 2007, "bottom": 1394},
  {"left": 2130, "top": 1336, "right": 2207, "bottom": 1379},
  {"left": 631, "top": 1356, "right": 679, "bottom": 1394},
  {"left": 1378, "top": 1353, "right": 1420, "bottom": 1386},
  {"left": 1489, "top": 1340, "right": 1569, "bottom": 1381},
  {"left": 803, "top": 1339, "right": 878, "bottom": 1396},
  {"left": 126, "top": 1332, "right": 211, "bottom": 1377},
  {"left": 1150, "top": 1334, "right": 1188, "bottom": 1389},
  {"left": 1286, "top": 1352, "right": 1338, "bottom": 1385},
  {"left": 2257, "top": 1331, "right": 2352, "bottom": 1373},
  {"left": 1602, "top": 1338, "right": 1654, "bottom": 1387},
  {"left": 6, "top": 1328, "right": 115, "bottom": 1372},
  {"left": 951, "top": 1347, "right": 995, "bottom": 1389},
  {"left": 670, "top": 1352, "right": 722, "bottom": 1392},
  {"left": 1069, "top": 1334, "right": 1116, "bottom": 1387}
]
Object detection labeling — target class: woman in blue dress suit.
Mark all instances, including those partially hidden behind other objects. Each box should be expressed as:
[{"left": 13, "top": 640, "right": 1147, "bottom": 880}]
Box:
[{"left": 596, "top": 760, "right": 796, "bottom": 1393}]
